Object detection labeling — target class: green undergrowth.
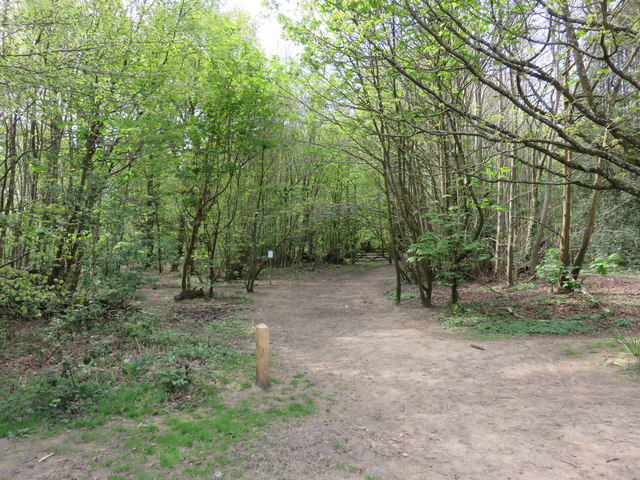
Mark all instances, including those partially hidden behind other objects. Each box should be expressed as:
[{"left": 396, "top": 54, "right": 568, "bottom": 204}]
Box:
[
  {"left": 508, "top": 282, "right": 540, "bottom": 291},
  {"left": 563, "top": 339, "right": 622, "bottom": 356},
  {"left": 616, "top": 334, "right": 640, "bottom": 372},
  {"left": 562, "top": 336, "right": 640, "bottom": 373},
  {"left": 442, "top": 314, "right": 598, "bottom": 336},
  {"left": 0, "top": 307, "right": 257, "bottom": 438},
  {"left": 0, "top": 290, "right": 325, "bottom": 478},
  {"left": 383, "top": 281, "right": 420, "bottom": 301},
  {"left": 431, "top": 279, "right": 639, "bottom": 336},
  {"left": 439, "top": 299, "right": 610, "bottom": 336}
]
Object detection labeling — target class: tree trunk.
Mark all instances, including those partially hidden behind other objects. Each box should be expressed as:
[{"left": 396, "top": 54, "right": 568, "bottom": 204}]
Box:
[
  {"left": 571, "top": 158, "right": 604, "bottom": 280},
  {"left": 558, "top": 161, "right": 572, "bottom": 291},
  {"left": 506, "top": 160, "right": 517, "bottom": 286},
  {"left": 529, "top": 158, "right": 553, "bottom": 273},
  {"left": 451, "top": 277, "right": 459, "bottom": 304},
  {"left": 181, "top": 206, "right": 205, "bottom": 292}
]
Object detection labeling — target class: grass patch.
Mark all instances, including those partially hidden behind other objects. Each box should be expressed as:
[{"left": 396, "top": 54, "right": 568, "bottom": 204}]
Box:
[
  {"left": 613, "top": 317, "right": 636, "bottom": 328},
  {"left": 443, "top": 315, "right": 597, "bottom": 336},
  {"left": 89, "top": 380, "right": 318, "bottom": 477},
  {"left": 614, "top": 334, "right": 640, "bottom": 373},
  {"left": 563, "top": 349, "right": 584, "bottom": 356},
  {"left": 508, "top": 282, "right": 540, "bottom": 291},
  {"left": 336, "top": 462, "right": 360, "bottom": 473}
]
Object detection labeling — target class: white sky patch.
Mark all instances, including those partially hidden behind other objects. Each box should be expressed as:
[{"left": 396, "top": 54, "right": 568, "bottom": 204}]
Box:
[{"left": 220, "top": 0, "right": 301, "bottom": 59}]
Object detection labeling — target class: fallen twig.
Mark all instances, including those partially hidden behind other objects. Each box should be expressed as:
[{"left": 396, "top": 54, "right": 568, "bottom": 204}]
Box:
[
  {"left": 38, "top": 453, "right": 54, "bottom": 463},
  {"left": 470, "top": 344, "right": 485, "bottom": 351}
]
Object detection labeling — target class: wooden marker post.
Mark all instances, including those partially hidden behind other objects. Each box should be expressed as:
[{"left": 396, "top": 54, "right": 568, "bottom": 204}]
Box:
[{"left": 255, "top": 323, "right": 270, "bottom": 388}]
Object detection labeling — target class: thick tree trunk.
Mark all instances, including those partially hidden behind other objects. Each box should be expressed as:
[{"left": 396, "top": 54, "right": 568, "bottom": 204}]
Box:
[
  {"left": 451, "top": 277, "right": 459, "bottom": 304},
  {"left": 181, "top": 206, "right": 205, "bottom": 292}
]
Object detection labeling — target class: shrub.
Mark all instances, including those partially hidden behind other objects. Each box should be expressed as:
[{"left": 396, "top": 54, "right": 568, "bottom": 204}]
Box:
[
  {"left": 0, "top": 267, "right": 61, "bottom": 321},
  {"left": 616, "top": 335, "right": 640, "bottom": 358},
  {"left": 155, "top": 365, "right": 191, "bottom": 394},
  {"left": 588, "top": 254, "right": 622, "bottom": 275},
  {"left": 172, "top": 344, "right": 211, "bottom": 360},
  {"left": 62, "top": 301, "right": 105, "bottom": 330},
  {"left": 122, "top": 358, "right": 144, "bottom": 377},
  {"left": 535, "top": 249, "right": 581, "bottom": 291},
  {"left": 30, "top": 370, "right": 104, "bottom": 415},
  {"left": 121, "top": 314, "right": 157, "bottom": 341},
  {"left": 89, "top": 271, "right": 147, "bottom": 308}
]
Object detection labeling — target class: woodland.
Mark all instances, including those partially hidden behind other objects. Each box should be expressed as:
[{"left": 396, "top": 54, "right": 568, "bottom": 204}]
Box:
[
  {"left": 0, "top": 0, "right": 640, "bottom": 460},
  {"left": 1, "top": 0, "right": 639, "bottom": 309},
  {"left": 2, "top": 0, "right": 639, "bottom": 311}
]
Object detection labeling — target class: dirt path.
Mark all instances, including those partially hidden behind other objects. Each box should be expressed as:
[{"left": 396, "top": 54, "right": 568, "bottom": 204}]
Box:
[{"left": 236, "top": 265, "right": 640, "bottom": 480}]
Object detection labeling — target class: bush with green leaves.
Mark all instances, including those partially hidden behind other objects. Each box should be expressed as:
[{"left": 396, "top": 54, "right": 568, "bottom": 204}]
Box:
[
  {"left": 407, "top": 205, "right": 490, "bottom": 303},
  {"left": 122, "top": 357, "right": 144, "bottom": 377},
  {"left": 535, "top": 249, "right": 580, "bottom": 291},
  {"left": 588, "top": 254, "right": 622, "bottom": 275},
  {"left": 0, "top": 267, "right": 61, "bottom": 320},
  {"left": 155, "top": 364, "right": 192, "bottom": 394},
  {"left": 27, "top": 353, "right": 112, "bottom": 415},
  {"left": 121, "top": 314, "right": 157, "bottom": 341},
  {"left": 87, "top": 271, "right": 147, "bottom": 308},
  {"left": 30, "top": 372, "right": 104, "bottom": 415},
  {"left": 172, "top": 344, "right": 211, "bottom": 361},
  {"left": 408, "top": 213, "right": 489, "bottom": 282},
  {"left": 536, "top": 250, "right": 623, "bottom": 293},
  {"left": 61, "top": 301, "right": 106, "bottom": 330}
]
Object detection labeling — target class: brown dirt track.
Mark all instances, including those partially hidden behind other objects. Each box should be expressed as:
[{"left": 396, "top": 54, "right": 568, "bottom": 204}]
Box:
[{"left": 236, "top": 264, "right": 640, "bottom": 480}]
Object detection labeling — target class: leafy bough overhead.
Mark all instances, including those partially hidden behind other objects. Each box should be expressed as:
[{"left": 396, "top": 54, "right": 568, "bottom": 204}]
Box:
[{"left": 384, "top": 0, "right": 640, "bottom": 197}]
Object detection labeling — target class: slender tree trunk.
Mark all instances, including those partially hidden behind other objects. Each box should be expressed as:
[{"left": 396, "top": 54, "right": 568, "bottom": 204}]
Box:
[
  {"left": 559, "top": 161, "right": 572, "bottom": 291},
  {"left": 571, "top": 158, "right": 604, "bottom": 280},
  {"left": 529, "top": 158, "right": 553, "bottom": 273},
  {"left": 1, "top": 115, "right": 18, "bottom": 263},
  {"left": 155, "top": 207, "right": 163, "bottom": 273},
  {"left": 48, "top": 121, "right": 101, "bottom": 286},
  {"left": 506, "top": 160, "right": 517, "bottom": 286}
]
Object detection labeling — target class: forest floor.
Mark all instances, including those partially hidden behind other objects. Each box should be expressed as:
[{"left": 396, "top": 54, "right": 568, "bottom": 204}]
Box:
[{"left": 2, "top": 264, "right": 640, "bottom": 479}]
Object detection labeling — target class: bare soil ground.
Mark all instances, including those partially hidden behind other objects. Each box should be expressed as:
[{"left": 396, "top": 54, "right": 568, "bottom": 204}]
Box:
[
  {"left": 232, "top": 265, "right": 640, "bottom": 480},
  {"left": 2, "top": 264, "right": 640, "bottom": 479}
]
